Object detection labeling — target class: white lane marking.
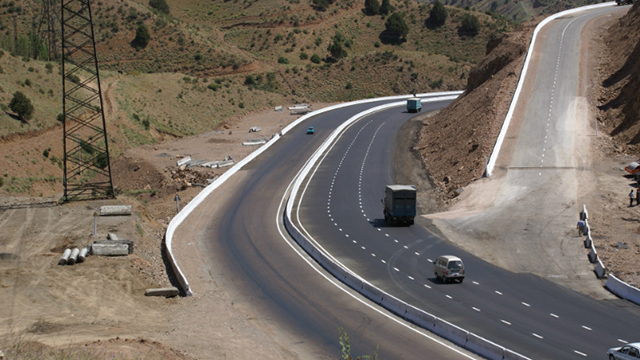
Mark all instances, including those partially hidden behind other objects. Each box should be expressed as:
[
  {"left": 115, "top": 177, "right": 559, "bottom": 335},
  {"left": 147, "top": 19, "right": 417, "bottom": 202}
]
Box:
[
  {"left": 352, "top": 240, "right": 357, "bottom": 244},
  {"left": 424, "top": 284, "right": 431, "bottom": 289},
  {"left": 573, "top": 350, "right": 587, "bottom": 357},
  {"left": 394, "top": 239, "right": 399, "bottom": 243},
  {"left": 381, "top": 259, "right": 386, "bottom": 264},
  {"left": 500, "top": 320, "right": 511, "bottom": 326},
  {"left": 408, "top": 276, "right": 415, "bottom": 281},
  {"left": 403, "top": 245, "right": 409, "bottom": 249},
  {"left": 521, "top": 302, "right": 530, "bottom": 307},
  {"left": 581, "top": 325, "right": 592, "bottom": 331},
  {"left": 472, "top": 307, "right": 481, "bottom": 312},
  {"left": 446, "top": 295, "right": 452, "bottom": 299},
  {"left": 414, "top": 252, "right": 420, "bottom": 256},
  {"left": 371, "top": 253, "right": 376, "bottom": 257},
  {"left": 532, "top": 333, "right": 543, "bottom": 339},
  {"left": 345, "top": 234, "right": 349, "bottom": 238},
  {"left": 361, "top": 246, "right": 366, "bottom": 250},
  {"left": 550, "top": 313, "right": 559, "bottom": 318},
  {"left": 385, "top": 234, "right": 389, "bottom": 237},
  {"left": 393, "top": 267, "right": 400, "bottom": 272},
  {"left": 495, "top": 291, "right": 503, "bottom": 295},
  {"left": 377, "top": 228, "right": 381, "bottom": 232},
  {"left": 339, "top": 228, "right": 343, "bottom": 232},
  {"left": 472, "top": 281, "right": 479, "bottom": 285},
  {"left": 618, "top": 339, "right": 628, "bottom": 344}
]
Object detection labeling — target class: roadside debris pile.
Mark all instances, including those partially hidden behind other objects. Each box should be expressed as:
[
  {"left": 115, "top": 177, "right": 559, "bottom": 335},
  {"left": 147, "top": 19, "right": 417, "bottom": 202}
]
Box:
[{"left": 170, "top": 167, "right": 218, "bottom": 188}]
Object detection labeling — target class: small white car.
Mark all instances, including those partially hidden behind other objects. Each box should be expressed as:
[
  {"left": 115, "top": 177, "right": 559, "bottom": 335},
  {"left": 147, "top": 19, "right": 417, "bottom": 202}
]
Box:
[
  {"left": 608, "top": 342, "right": 640, "bottom": 359},
  {"left": 433, "top": 255, "right": 465, "bottom": 283}
]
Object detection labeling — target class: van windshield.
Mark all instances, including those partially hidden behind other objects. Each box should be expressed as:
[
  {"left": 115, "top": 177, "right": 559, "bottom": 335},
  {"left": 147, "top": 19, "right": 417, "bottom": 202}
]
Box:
[{"left": 448, "top": 261, "right": 463, "bottom": 270}]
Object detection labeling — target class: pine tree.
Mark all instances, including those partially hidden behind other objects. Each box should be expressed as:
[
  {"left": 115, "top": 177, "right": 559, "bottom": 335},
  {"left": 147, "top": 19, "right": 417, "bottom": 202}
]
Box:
[
  {"left": 364, "top": 0, "right": 380, "bottom": 15},
  {"left": 428, "top": 0, "right": 447, "bottom": 28},
  {"left": 380, "top": 0, "right": 394, "bottom": 15},
  {"left": 9, "top": 91, "right": 34, "bottom": 121}
]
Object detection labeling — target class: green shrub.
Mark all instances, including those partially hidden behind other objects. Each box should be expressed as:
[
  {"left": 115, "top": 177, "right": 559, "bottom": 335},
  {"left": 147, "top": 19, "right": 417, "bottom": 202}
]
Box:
[
  {"left": 310, "top": 54, "right": 321, "bottom": 63},
  {"left": 9, "top": 91, "right": 34, "bottom": 121},
  {"left": 245, "top": 75, "right": 256, "bottom": 85},
  {"left": 149, "top": 0, "right": 170, "bottom": 14},
  {"left": 278, "top": 56, "right": 289, "bottom": 64},
  {"left": 300, "top": 52, "right": 308, "bottom": 60}
]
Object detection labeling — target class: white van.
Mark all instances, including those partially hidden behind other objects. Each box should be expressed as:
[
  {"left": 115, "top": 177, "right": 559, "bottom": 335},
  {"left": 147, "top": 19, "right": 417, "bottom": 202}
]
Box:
[{"left": 433, "top": 255, "right": 465, "bottom": 283}]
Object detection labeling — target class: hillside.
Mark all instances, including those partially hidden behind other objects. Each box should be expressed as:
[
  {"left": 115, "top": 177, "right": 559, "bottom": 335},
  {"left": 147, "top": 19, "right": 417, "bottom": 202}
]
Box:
[{"left": 443, "top": 0, "right": 602, "bottom": 23}]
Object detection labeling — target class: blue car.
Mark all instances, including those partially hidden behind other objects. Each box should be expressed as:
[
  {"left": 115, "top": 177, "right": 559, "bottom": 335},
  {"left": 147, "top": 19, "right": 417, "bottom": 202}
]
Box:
[{"left": 307, "top": 127, "right": 315, "bottom": 134}]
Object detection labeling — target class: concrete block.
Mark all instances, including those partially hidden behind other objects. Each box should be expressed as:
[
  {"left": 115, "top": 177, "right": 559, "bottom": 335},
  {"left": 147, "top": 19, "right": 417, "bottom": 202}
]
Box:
[
  {"left": 145, "top": 287, "right": 179, "bottom": 297},
  {"left": 107, "top": 233, "right": 119, "bottom": 240},
  {"left": 360, "top": 283, "right": 385, "bottom": 305},
  {"left": 93, "top": 240, "right": 133, "bottom": 254},
  {"left": 584, "top": 236, "right": 591, "bottom": 249},
  {"left": 91, "top": 243, "right": 129, "bottom": 256},
  {"left": 595, "top": 260, "right": 606, "bottom": 279},
  {"left": 465, "top": 333, "right": 504, "bottom": 360},
  {"left": 404, "top": 306, "right": 436, "bottom": 331},
  {"left": 433, "top": 317, "right": 468, "bottom": 348},
  {"left": 588, "top": 246, "right": 598, "bottom": 263},
  {"left": 99, "top": 205, "right": 132, "bottom": 216}
]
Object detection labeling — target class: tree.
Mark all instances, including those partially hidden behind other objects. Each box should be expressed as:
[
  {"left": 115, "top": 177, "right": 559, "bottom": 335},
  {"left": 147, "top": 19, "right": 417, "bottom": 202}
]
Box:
[
  {"left": 149, "top": 0, "right": 170, "bottom": 14},
  {"left": 459, "top": 13, "right": 480, "bottom": 36},
  {"left": 328, "top": 41, "right": 347, "bottom": 60},
  {"left": 9, "top": 91, "right": 34, "bottom": 121},
  {"left": 327, "top": 32, "right": 348, "bottom": 61},
  {"left": 384, "top": 12, "right": 409, "bottom": 41},
  {"left": 379, "top": 0, "right": 394, "bottom": 15},
  {"left": 132, "top": 24, "right": 150, "bottom": 49},
  {"left": 427, "top": 0, "right": 447, "bottom": 28},
  {"left": 364, "top": 0, "right": 380, "bottom": 15}
]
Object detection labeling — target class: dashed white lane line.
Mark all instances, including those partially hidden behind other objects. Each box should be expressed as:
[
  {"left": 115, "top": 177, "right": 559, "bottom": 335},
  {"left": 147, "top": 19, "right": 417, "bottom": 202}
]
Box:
[
  {"left": 472, "top": 281, "right": 479, "bottom": 285},
  {"left": 424, "top": 284, "right": 431, "bottom": 289},
  {"left": 550, "top": 313, "right": 559, "bottom": 318},
  {"left": 381, "top": 259, "right": 387, "bottom": 264},
  {"left": 573, "top": 350, "right": 587, "bottom": 357},
  {"left": 408, "top": 276, "right": 415, "bottom": 281},
  {"left": 532, "top": 333, "right": 543, "bottom": 340},
  {"left": 501, "top": 320, "right": 511, "bottom": 326},
  {"left": 495, "top": 291, "right": 503, "bottom": 296},
  {"left": 581, "top": 325, "right": 592, "bottom": 331},
  {"left": 393, "top": 267, "right": 400, "bottom": 272},
  {"left": 414, "top": 252, "right": 420, "bottom": 256},
  {"left": 472, "top": 307, "right": 481, "bottom": 312},
  {"left": 521, "top": 302, "right": 531, "bottom": 307},
  {"left": 618, "top": 339, "right": 628, "bottom": 344},
  {"left": 446, "top": 295, "right": 452, "bottom": 299},
  {"left": 371, "top": 253, "right": 376, "bottom": 257}
]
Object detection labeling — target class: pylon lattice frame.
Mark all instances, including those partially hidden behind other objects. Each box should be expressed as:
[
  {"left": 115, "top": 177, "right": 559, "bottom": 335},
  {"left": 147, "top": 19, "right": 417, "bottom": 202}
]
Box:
[{"left": 61, "top": 0, "right": 114, "bottom": 201}]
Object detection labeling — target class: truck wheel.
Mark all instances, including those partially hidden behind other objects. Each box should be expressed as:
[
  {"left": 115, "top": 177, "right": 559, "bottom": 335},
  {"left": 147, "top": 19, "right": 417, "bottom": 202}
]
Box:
[{"left": 459, "top": 278, "right": 464, "bottom": 283}]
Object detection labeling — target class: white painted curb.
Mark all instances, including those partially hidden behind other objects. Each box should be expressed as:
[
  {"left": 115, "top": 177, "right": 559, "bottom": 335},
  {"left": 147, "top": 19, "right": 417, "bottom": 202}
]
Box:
[{"left": 485, "top": 2, "right": 616, "bottom": 177}]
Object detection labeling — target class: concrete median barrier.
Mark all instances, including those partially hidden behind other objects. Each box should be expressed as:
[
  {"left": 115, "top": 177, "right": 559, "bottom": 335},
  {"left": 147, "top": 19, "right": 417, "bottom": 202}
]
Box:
[
  {"left": 595, "top": 259, "right": 606, "bottom": 279},
  {"left": 433, "top": 317, "right": 468, "bottom": 348},
  {"left": 404, "top": 305, "right": 436, "bottom": 331},
  {"left": 465, "top": 333, "right": 505, "bottom": 360},
  {"left": 503, "top": 348, "right": 533, "bottom": 360},
  {"left": 606, "top": 275, "right": 640, "bottom": 306},
  {"left": 360, "top": 283, "right": 385, "bottom": 305},
  {"left": 381, "top": 294, "right": 408, "bottom": 318}
]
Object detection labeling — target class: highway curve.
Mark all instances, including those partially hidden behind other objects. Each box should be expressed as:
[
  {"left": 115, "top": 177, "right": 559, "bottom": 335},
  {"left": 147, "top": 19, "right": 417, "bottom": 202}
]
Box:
[
  {"left": 292, "top": 4, "right": 640, "bottom": 360},
  {"left": 174, "top": 97, "right": 482, "bottom": 359}
]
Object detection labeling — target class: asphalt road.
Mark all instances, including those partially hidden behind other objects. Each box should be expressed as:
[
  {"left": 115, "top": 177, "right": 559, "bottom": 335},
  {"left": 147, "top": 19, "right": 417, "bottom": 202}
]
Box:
[
  {"left": 292, "top": 5, "right": 640, "bottom": 360},
  {"left": 197, "top": 98, "right": 481, "bottom": 359}
]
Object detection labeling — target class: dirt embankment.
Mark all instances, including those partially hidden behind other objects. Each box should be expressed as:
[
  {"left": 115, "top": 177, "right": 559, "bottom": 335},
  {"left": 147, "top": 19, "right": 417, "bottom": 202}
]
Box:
[
  {"left": 414, "top": 5, "right": 640, "bottom": 285},
  {"left": 414, "top": 22, "right": 535, "bottom": 201},
  {"left": 595, "top": 3, "right": 640, "bottom": 147}
]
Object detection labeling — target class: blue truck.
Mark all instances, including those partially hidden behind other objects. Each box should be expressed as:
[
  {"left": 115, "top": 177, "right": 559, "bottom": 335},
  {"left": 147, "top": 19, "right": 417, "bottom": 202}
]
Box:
[
  {"left": 406, "top": 97, "right": 422, "bottom": 113},
  {"left": 383, "top": 185, "right": 417, "bottom": 226}
]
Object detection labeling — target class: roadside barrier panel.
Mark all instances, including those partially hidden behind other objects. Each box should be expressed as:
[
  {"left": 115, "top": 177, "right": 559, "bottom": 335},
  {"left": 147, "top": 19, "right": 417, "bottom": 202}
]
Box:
[
  {"left": 584, "top": 235, "right": 591, "bottom": 249},
  {"left": 433, "top": 317, "right": 469, "bottom": 348},
  {"left": 91, "top": 243, "right": 129, "bottom": 256},
  {"left": 404, "top": 305, "right": 436, "bottom": 331},
  {"left": 588, "top": 244, "right": 598, "bottom": 263},
  {"left": 360, "top": 283, "right": 385, "bottom": 305},
  {"left": 595, "top": 259, "right": 606, "bottom": 279},
  {"left": 606, "top": 275, "right": 640, "bottom": 306},
  {"left": 465, "top": 333, "right": 505, "bottom": 360},
  {"left": 503, "top": 348, "right": 533, "bottom": 360},
  {"left": 381, "top": 294, "right": 408, "bottom": 318}
]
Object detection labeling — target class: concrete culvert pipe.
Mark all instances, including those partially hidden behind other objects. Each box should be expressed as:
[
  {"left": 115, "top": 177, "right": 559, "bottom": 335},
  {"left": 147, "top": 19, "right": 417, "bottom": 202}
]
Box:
[
  {"left": 78, "top": 247, "right": 89, "bottom": 263},
  {"left": 59, "top": 249, "right": 71, "bottom": 265},
  {"left": 68, "top": 248, "right": 80, "bottom": 265}
]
